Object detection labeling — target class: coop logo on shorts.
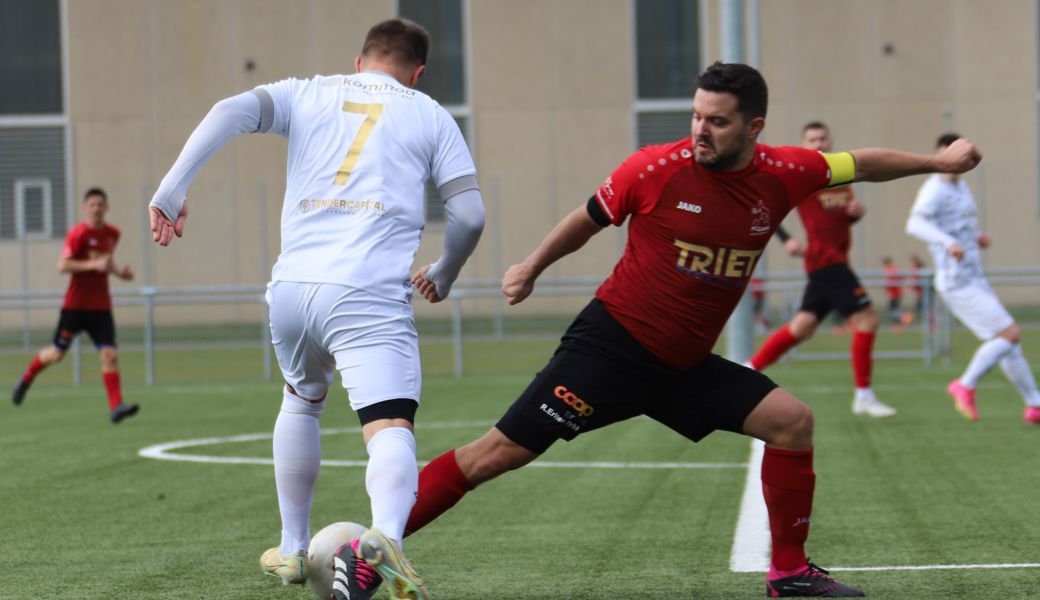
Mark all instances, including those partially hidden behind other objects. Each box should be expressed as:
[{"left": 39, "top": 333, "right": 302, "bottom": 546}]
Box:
[{"left": 553, "top": 385, "right": 594, "bottom": 417}]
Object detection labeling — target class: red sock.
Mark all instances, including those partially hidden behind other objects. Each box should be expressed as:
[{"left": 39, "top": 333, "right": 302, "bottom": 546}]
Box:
[
  {"left": 750, "top": 325, "right": 798, "bottom": 370},
  {"left": 762, "top": 446, "right": 815, "bottom": 573},
  {"left": 102, "top": 371, "right": 122, "bottom": 410},
  {"left": 851, "top": 331, "right": 875, "bottom": 388},
  {"left": 22, "top": 356, "right": 45, "bottom": 383},
  {"left": 404, "top": 449, "right": 475, "bottom": 537}
]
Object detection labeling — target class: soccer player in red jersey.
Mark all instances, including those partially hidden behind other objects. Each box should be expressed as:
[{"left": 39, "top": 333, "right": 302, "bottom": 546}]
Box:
[
  {"left": 747, "top": 122, "right": 897, "bottom": 418},
  {"left": 11, "top": 188, "right": 139, "bottom": 423},
  {"left": 409, "top": 63, "right": 981, "bottom": 597}
]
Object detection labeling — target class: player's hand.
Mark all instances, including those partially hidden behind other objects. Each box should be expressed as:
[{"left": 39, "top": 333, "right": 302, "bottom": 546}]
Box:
[
  {"left": 934, "top": 138, "right": 982, "bottom": 173},
  {"left": 150, "top": 201, "right": 188, "bottom": 247},
  {"left": 117, "top": 265, "right": 135, "bottom": 281},
  {"left": 783, "top": 238, "right": 804, "bottom": 257},
  {"left": 977, "top": 232, "right": 991, "bottom": 249},
  {"left": 92, "top": 256, "right": 113, "bottom": 273},
  {"left": 502, "top": 262, "right": 537, "bottom": 305},
  {"left": 947, "top": 242, "right": 966, "bottom": 262},
  {"left": 412, "top": 264, "right": 443, "bottom": 303},
  {"left": 846, "top": 198, "right": 866, "bottom": 220}
]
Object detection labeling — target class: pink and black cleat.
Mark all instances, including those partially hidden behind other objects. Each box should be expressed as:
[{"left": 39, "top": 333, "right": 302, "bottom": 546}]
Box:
[
  {"left": 766, "top": 562, "right": 864, "bottom": 597},
  {"left": 947, "top": 380, "right": 978, "bottom": 422},
  {"left": 331, "top": 539, "right": 382, "bottom": 600}
]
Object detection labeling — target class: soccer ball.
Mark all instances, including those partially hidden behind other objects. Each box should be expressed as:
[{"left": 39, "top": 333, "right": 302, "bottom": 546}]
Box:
[{"left": 307, "top": 521, "right": 368, "bottom": 599}]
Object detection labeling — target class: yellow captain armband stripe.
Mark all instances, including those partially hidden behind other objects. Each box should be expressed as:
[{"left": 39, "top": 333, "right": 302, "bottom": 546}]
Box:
[{"left": 822, "top": 151, "right": 856, "bottom": 187}]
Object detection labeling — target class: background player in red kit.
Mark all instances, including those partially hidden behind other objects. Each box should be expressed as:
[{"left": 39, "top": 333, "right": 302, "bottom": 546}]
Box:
[
  {"left": 404, "top": 63, "right": 981, "bottom": 598},
  {"left": 747, "top": 122, "right": 897, "bottom": 418},
  {"left": 12, "top": 187, "right": 139, "bottom": 423}
]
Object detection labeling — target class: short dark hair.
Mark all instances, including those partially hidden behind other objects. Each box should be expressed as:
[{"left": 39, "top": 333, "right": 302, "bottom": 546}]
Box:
[
  {"left": 361, "top": 18, "right": 429, "bottom": 67},
  {"left": 695, "top": 62, "right": 769, "bottom": 120},
  {"left": 84, "top": 187, "right": 107, "bottom": 202},
  {"left": 803, "top": 121, "right": 829, "bottom": 134},
  {"left": 936, "top": 132, "right": 961, "bottom": 148}
]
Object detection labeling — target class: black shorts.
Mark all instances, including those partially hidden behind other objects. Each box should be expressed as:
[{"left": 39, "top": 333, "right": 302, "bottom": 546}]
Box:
[
  {"left": 53, "top": 310, "right": 116, "bottom": 350},
  {"left": 799, "top": 263, "right": 872, "bottom": 320},
  {"left": 496, "top": 299, "right": 778, "bottom": 454}
]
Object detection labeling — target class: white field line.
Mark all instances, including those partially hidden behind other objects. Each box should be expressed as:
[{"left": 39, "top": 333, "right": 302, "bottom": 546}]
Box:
[
  {"left": 137, "top": 421, "right": 748, "bottom": 470},
  {"left": 729, "top": 438, "right": 770, "bottom": 573}
]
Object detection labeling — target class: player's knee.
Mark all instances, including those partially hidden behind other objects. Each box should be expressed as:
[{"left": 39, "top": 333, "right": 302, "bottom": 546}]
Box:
[
  {"left": 459, "top": 435, "right": 535, "bottom": 485},
  {"left": 775, "top": 403, "right": 814, "bottom": 450},
  {"left": 852, "top": 307, "right": 879, "bottom": 332},
  {"left": 999, "top": 323, "right": 1021, "bottom": 344},
  {"left": 99, "top": 346, "right": 118, "bottom": 366},
  {"left": 41, "top": 346, "right": 65, "bottom": 364}
]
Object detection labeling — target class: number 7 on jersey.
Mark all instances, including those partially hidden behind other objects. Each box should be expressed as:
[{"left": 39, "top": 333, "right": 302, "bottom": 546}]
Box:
[{"left": 334, "top": 102, "right": 384, "bottom": 186}]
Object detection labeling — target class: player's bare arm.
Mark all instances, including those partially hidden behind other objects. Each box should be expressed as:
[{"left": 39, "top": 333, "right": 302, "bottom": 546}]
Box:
[
  {"left": 977, "top": 232, "right": 991, "bottom": 249},
  {"left": 58, "top": 255, "right": 111, "bottom": 274},
  {"left": 847, "top": 138, "right": 982, "bottom": 183},
  {"left": 502, "top": 205, "right": 604, "bottom": 305},
  {"left": 847, "top": 198, "right": 866, "bottom": 220}
]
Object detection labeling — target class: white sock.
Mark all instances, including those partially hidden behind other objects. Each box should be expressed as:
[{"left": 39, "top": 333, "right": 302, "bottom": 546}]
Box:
[
  {"left": 365, "top": 427, "right": 418, "bottom": 544},
  {"left": 274, "top": 389, "right": 325, "bottom": 555},
  {"left": 960, "top": 337, "right": 1014, "bottom": 388},
  {"left": 854, "top": 387, "right": 874, "bottom": 403},
  {"left": 999, "top": 344, "right": 1040, "bottom": 407}
]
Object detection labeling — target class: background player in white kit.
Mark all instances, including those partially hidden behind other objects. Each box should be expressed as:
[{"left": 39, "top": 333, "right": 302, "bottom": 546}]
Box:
[
  {"left": 149, "top": 19, "right": 485, "bottom": 600},
  {"left": 906, "top": 133, "right": 1040, "bottom": 424}
]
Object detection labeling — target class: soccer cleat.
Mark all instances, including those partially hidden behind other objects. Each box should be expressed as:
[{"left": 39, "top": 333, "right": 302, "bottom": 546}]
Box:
[
  {"left": 109, "top": 402, "right": 140, "bottom": 424},
  {"left": 356, "top": 528, "right": 429, "bottom": 600},
  {"left": 1024, "top": 406, "right": 1040, "bottom": 424},
  {"left": 851, "top": 390, "right": 896, "bottom": 418},
  {"left": 260, "top": 547, "right": 308, "bottom": 585},
  {"left": 947, "top": 380, "right": 978, "bottom": 421},
  {"left": 766, "top": 561, "right": 865, "bottom": 597},
  {"left": 12, "top": 380, "right": 29, "bottom": 407},
  {"left": 331, "top": 538, "right": 383, "bottom": 600}
]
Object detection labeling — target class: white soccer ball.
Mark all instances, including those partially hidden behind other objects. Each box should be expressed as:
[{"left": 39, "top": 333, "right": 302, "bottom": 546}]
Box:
[{"left": 307, "top": 521, "right": 368, "bottom": 599}]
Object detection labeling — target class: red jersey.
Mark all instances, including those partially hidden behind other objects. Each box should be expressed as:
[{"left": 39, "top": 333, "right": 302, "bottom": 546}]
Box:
[
  {"left": 883, "top": 262, "right": 903, "bottom": 300},
  {"left": 61, "top": 222, "right": 121, "bottom": 310},
  {"left": 795, "top": 186, "right": 856, "bottom": 272},
  {"left": 593, "top": 139, "right": 831, "bottom": 369}
]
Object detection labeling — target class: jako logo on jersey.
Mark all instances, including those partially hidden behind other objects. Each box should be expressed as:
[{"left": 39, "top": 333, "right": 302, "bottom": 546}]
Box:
[
  {"left": 553, "top": 385, "right": 594, "bottom": 417},
  {"left": 676, "top": 201, "right": 703, "bottom": 214},
  {"left": 673, "top": 241, "right": 762, "bottom": 279},
  {"left": 750, "top": 199, "right": 771, "bottom": 235}
]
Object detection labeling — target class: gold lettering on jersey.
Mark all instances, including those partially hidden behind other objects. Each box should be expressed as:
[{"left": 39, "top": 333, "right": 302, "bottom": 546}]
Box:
[
  {"left": 817, "top": 190, "right": 848, "bottom": 209},
  {"left": 673, "top": 240, "right": 761, "bottom": 279},
  {"left": 299, "top": 198, "right": 386, "bottom": 215},
  {"left": 334, "top": 102, "right": 384, "bottom": 186}
]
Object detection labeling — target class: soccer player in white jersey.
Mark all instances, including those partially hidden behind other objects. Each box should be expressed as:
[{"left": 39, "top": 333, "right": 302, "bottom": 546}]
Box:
[
  {"left": 149, "top": 19, "right": 485, "bottom": 600},
  {"left": 906, "top": 133, "right": 1040, "bottom": 424}
]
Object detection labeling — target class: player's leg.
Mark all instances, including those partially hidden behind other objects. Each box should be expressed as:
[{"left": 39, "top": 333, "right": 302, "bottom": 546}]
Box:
[
  {"left": 405, "top": 298, "right": 652, "bottom": 537},
  {"left": 941, "top": 282, "right": 1022, "bottom": 421},
  {"left": 262, "top": 282, "right": 333, "bottom": 585},
  {"left": 648, "top": 356, "right": 862, "bottom": 596},
  {"left": 748, "top": 310, "right": 819, "bottom": 370},
  {"left": 991, "top": 324, "right": 1040, "bottom": 422},
  {"left": 744, "top": 389, "right": 864, "bottom": 597},
  {"left": 86, "top": 311, "right": 138, "bottom": 423},
  {"left": 327, "top": 286, "right": 427, "bottom": 600},
  {"left": 12, "top": 311, "right": 76, "bottom": 406}
]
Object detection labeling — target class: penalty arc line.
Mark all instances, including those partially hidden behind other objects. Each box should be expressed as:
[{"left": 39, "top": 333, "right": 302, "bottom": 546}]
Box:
[{"left": 137, "top": 421, "right": 748, "bottom": 470}]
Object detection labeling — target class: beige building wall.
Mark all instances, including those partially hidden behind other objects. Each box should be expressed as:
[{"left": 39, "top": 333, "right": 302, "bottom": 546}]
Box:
[{"left": 5, "top": 0, "right": 1037, "bottom": 328}]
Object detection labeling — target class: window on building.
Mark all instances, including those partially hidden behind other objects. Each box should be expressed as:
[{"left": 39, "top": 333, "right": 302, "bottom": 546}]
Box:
[
  {"left": 398, "top": 0, "right": 472, "bottom": 223},
  {"left": 634, "top": 0, "right": 701, "bottom": 147},
  {"left": 0, "top": 0, "right": 67, "bottom": 241}
]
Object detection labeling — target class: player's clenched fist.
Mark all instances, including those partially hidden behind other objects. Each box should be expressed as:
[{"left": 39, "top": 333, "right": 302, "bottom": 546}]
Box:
[{"left": 502, "top": 263, "right": 536, "bottom": 305}]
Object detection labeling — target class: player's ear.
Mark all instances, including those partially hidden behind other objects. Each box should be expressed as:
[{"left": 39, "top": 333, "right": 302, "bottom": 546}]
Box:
[
  {"left": 746, "top": 116, "right": 765, "bottom": 139},
  {"left": 409, "top": 64, "right": 426, "bottom": 87},
  {"left": 354, "top": 56, "right": 363, "bottom": 73}
]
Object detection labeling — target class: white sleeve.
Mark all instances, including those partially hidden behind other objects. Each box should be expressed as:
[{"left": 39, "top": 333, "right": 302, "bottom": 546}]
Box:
[
  {"left": 423, "top": 180, "right": 485, "bottom": 299},
  {"left": 149, "top": 91, "right": 264, "bottom": 222},
  {"left": 429, "top": 106, "right": 476, "bottom": 187},
  {"left": 906, "top": 212, "right": 958, "bottom": 248}
]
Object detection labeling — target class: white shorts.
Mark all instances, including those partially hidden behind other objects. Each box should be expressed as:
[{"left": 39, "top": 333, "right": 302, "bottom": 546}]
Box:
[
  {"left": 938, "top": 280, "right": 1015, "bottom": 341},
  {"left": 266, "top": 281, "right": 421, "bottom": 410}
]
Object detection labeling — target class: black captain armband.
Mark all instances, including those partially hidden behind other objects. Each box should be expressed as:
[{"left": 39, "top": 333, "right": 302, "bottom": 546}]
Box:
[
  {"left": 586, "top": 195, "right": 612, "bottom": 227},
  {"left": 775, "top": 225, "right": 791, "bottom": 242}
]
